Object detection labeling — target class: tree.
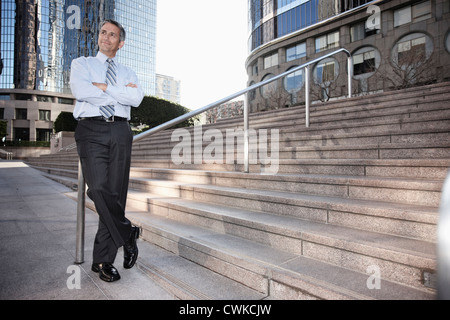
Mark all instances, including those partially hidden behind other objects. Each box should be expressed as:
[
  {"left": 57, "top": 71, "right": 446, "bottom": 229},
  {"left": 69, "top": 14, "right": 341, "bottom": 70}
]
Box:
[
  {"left": 54, "top": 111, "right": 78, "bottom": 133},
  {"left": 130, "top": 96, "right": 197, "bottom": 130},
  {"left": 373, "top": 45, "right": 435, "bottom": 90}
]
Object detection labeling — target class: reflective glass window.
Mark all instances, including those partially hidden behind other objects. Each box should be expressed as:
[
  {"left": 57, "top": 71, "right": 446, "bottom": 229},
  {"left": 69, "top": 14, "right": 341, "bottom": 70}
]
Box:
[{"left": 286, "top": 42, "right": 306, "bottom": 62}]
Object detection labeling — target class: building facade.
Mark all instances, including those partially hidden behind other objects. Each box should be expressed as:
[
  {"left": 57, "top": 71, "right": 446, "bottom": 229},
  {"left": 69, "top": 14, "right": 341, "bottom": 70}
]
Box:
[
  {"left": 155, "top": 73, "right": 181, "bottom": 104},
  {"left": 0, "top": 0, "right": 156, "bottom": 143},
  {"left": 246, "top": 0, "right": 450, "bottom": 112}
]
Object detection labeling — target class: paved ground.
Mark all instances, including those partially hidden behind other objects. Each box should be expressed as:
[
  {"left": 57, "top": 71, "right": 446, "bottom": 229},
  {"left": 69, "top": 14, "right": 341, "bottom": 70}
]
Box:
[{"left": 0, "top": 160, "right": 176, "bottom": 300}]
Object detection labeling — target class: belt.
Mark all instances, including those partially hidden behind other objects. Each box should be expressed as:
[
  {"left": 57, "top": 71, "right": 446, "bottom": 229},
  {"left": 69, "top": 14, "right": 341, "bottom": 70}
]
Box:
[{"left": 78, "top": 116, "right": 128, "bottom": 122}]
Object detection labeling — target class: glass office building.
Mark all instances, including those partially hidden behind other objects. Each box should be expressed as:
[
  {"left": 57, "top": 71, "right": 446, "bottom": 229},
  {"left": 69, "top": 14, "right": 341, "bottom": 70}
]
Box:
[
  {"left": 246, "top": 0, "right": 450, "bottom": 112},
  {"left": 248, "top": 0, "right": 373, "bottom": 52},
  {"left": 0, "top": 0, "right": 156, "bottom": 145},
  {"left": 0, "top": 0, "right": 157, "bottom": 95}
]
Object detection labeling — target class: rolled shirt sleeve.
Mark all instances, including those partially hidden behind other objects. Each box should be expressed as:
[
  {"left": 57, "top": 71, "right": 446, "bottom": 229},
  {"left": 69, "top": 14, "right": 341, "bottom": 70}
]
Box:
[{"left": 70, "top": 52, "right": 144, "bottom": 119}]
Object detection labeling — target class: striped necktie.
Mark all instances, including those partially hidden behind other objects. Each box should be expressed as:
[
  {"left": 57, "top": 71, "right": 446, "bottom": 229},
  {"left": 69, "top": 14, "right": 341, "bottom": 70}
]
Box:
[{"left": 99, "top": 58, "right": 116, "bottom": 119}]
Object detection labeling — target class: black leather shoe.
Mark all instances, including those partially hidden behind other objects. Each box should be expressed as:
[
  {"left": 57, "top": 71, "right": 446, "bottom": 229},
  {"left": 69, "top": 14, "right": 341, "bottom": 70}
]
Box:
[
  {"left": 123, "top": 226, "right": 140, "bottom": 269},
  {"left": 92, "top": 263, "right": 121, "bottom": 282}
]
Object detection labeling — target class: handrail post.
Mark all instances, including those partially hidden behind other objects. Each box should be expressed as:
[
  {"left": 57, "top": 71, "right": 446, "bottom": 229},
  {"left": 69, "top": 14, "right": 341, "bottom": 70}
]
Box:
[
  {"left": 347, "top": 55, "right": 353, "bottom": 98},
  {"left": 244, "top": 93, "right": 250, "bottom": 173},
  {"left": 305, "top": 65, "right": 310, "bottom": 128},
  {"left": 75, "top": 159, "right": 85, "bottom": 264}
]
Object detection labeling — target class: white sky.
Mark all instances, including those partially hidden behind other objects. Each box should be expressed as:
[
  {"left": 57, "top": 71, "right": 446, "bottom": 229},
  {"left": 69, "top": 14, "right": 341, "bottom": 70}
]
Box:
[{"left": 155, "top": 0, "right": 249, "bottom": 110}]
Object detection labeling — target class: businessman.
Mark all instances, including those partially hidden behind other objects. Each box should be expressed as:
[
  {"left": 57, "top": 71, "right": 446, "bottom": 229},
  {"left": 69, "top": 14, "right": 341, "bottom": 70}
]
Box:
[{"left": 70, "top": 20, "right": 144, "bottom": 282}]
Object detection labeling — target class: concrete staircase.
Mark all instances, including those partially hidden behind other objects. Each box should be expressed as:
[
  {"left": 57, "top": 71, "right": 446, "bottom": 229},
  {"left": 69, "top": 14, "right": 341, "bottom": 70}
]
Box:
[{"left": 26, "top": 82, "right": 450, "bottom": 299}]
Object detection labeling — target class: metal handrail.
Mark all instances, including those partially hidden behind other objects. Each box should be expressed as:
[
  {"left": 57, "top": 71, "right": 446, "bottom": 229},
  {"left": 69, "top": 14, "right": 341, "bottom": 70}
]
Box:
[
  {"left": 134, "top": 47, "right": 352, "bottom": 143},
  {"left": 75, "top": 47, "right": 353, "bottom": 263},
  {"left": 0, "top": 149, "right": 13, "bottom": 160}
]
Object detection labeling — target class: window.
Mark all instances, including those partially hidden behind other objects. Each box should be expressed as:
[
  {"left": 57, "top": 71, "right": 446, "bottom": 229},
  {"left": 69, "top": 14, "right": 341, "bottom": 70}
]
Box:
[
  {"left": 251, "top": 62, "right": 258, "bottom": 76},
  {"left": 0, "top": 108, "right": 4, "bottom": 119},
  {"left": 39, "top": 110, "right": 51, "bottom": 121},
  {"left": 350, "top": 21, "right": 379, "bottom": 42},
  {"left": 412, "top": 1, "right": 432, "bottom": 22},
  {"left": 352, "top": 47, "right": 381, "bottom": 79},
  {"left": 37, "top": 95, "right": 52, "bottom": 102},
  {"left": 15, "top": 94, "right": 32, "bottom": 101},
  {"left": 36, "top": 129, "right": 52, "bottom": 142},
  {"left": 398, "top": 36, "right": 427, "bottom": 65},
  {"left": 264, "top": 52, "right": 279, "bottom": 69},
  {"left": 260, "top": 74, "right": 277, "bottom": 98},
  {"left": 394, "top": 6, "right": 411, "bottom": 27},
  {"left": 394, "top": 1, "right": 431, "bottom": 27},
  {"left": 15, "top": 109, "right": 27, "bottom": 120},
  {"left": 321, "top": 62, "right": 336, "bottom": 82},
  {"left": 315, "top": 31, "right": 339, "bottom": 53},
  {"left": 58, "top": 97, "right": 74, "bottom": 105},
  {"left": 284, "top": 67, "right": 304, "bottom": 93},
  {"left": 286, "top": 42, "right": 306, "bottom": 62},
  {"left": 353, "top": 50, "right": 376, "bottom": 75},
  {"left": 14, "top": 128, "right": 30, "bottom": 141},
  {"left": 314, "top": 59, "right": 338, "bottom": 84}
]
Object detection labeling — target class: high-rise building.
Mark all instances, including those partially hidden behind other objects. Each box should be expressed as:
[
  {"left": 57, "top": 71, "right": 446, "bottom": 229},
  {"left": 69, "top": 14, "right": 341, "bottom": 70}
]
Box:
[
  {"left": 0, "top": 0, "right": 156, "bottom": 146},
  {"left": 246, "top": 0, "right": 450, "bottom": 112},
  {"left": 155, "top": 74, "right": 181, "bottom": 104}
]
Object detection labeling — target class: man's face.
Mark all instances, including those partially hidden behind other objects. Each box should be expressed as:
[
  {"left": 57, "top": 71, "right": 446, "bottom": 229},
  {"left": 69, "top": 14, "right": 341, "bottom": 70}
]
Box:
[{"left": 98, "top": 22, "right": 124, "bottom": 57}]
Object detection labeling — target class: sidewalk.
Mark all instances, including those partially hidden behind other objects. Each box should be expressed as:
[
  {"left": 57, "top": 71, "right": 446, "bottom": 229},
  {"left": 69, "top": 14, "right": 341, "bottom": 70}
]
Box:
[{"left": 0, "top": 160, "right": 176, "bottom": 300}]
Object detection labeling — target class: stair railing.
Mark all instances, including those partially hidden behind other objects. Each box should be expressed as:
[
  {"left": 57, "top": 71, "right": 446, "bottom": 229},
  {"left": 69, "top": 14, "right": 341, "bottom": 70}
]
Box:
[
  {"left": 75, "top": 48, "right": 353, "bottom": 264},
  {"left": 0, "top": 149, "right": 13, "bottom": 160}
]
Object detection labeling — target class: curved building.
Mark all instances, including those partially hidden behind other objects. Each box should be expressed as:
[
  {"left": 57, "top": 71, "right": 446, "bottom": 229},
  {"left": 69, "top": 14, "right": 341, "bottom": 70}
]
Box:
[
  {"left": 246, "top": 0, "right": 450, "bottom": 112},
  {"left": 0, "top": 0, "right": 156, "bottom": 146}
]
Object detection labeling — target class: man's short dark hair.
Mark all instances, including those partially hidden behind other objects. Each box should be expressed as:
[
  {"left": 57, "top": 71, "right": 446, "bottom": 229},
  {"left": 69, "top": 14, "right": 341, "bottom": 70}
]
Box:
[{"left": 100, "top": 19, "right": 126, "bottom": 42}]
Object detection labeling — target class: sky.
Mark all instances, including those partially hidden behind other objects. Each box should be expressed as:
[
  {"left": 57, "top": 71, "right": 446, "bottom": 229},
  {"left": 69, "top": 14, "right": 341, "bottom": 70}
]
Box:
[{"left": 155, "top": 0, "right": 249, "bottom": 110}]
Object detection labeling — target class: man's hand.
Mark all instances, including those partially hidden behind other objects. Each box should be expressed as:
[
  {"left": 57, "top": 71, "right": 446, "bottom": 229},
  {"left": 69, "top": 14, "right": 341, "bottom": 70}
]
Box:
[
  {"left": 92, "top": 82, "right": 137, "bottom": 91},
  {"left": 92, "top": 82, "right": 107, "bottom": 91}
]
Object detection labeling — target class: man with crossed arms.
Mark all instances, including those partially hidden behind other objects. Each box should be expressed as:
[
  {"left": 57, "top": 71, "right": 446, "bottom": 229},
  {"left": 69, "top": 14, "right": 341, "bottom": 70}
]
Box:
[{"left": 70, "top": 20, "right": 144, "bottom": 282}]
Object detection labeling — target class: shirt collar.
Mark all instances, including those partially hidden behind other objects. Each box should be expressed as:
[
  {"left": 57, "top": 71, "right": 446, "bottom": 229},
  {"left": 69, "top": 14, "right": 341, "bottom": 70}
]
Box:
[{"left": 96, "top": 51, "right": 118, "bottom": 64}]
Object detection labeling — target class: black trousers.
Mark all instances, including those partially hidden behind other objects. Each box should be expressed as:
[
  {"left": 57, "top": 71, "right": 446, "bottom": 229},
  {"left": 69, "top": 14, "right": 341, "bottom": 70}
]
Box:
[{"left": 75, "top": 119, "right": 133, "bottom": 264}]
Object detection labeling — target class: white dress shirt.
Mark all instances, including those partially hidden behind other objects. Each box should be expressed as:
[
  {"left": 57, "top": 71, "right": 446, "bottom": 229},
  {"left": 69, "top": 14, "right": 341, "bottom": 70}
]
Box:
[{"left": 70, "top": 51, "right": 144, "bottom": 120}]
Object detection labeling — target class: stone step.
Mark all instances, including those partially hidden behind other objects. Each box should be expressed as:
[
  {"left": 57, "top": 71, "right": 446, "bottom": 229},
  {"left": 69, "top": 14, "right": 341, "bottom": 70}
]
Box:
[
  {"left": 129, "top": 168, "right": 444, "bottom": 207},
  {"left": 125, "top": 191, "right": 436, "bottom": 289},
  {"left": 196, "top": 82, "right": 450, "bottom": 130},
  {"left": 63, "top": 183, "right": 437, "bottom": 298},
  {"left": 126, "top": 209, "right": 435, "bottom": 299},
  {"left": 28, "top": 157, "right": 450, "bottom": 183},
  {"left": 127, "top": 178, "right": 438, "bottom": 242},
  {"left": 132, "top": 122, "right": 450, "bottom": 154},
  {"left": 289, "top": 141, "right": 450, "bottom": 160},
  {"left": 26, "top": 161, "right": 78, "bottom": 172},
  {"left": 284, "top": 127, "right": 450, "bottom": 148},
  {"left": 131, "top": 84, "right": 450, "bottom": 146},
  {"left": 132, "top": 106, "right": 450, "bottom": 151},
  {"left": 136, "top": 241, "right": 266, "bottom": 300},
  {"left": 131, "top": 135, "right": 450, "bottom": 159},
  {"left": 281, "top": 113, "right": 450, "bottom": 140},
  {"left": 243, "top": 96, "right": 450, "bottom": 132},
  {"left": 129, "top": 158, "right": 450, "bottom": 178}
]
